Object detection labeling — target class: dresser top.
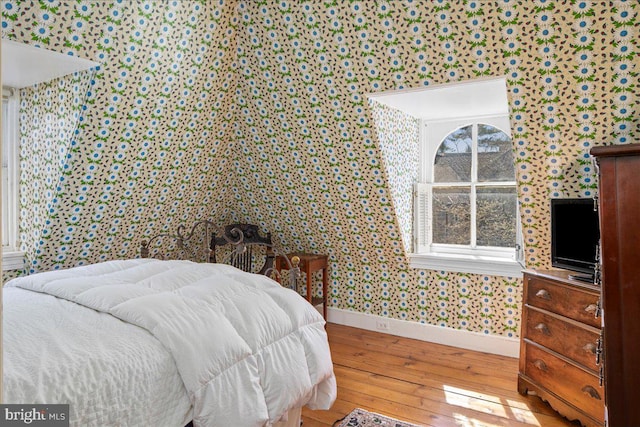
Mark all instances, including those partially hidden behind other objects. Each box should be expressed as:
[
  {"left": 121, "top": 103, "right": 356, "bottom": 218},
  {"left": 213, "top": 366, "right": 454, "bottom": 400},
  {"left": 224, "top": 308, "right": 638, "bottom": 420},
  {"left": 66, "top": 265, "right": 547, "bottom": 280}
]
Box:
[
  {"left": 591, "top": 143, "right": 640, "bottom": 158},
  {"left": 523, "top": 269, "right": 600, "bottom": 292}
]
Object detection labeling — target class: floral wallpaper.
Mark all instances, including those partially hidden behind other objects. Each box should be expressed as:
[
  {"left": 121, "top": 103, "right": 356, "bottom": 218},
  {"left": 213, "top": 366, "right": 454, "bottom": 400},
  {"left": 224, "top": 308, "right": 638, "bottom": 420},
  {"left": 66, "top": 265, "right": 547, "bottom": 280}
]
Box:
[
  {"left": 18, "top": 70, "right": 93, "bottom": 273},
  {"left": 3, "top": 1, "right": 638, "bottom": 339},
  {"left": 370, "top": 101, "right": 419, "bottom": 253},
  {"left": 3, "top": 0, "right": 239, "bottom": 273}
]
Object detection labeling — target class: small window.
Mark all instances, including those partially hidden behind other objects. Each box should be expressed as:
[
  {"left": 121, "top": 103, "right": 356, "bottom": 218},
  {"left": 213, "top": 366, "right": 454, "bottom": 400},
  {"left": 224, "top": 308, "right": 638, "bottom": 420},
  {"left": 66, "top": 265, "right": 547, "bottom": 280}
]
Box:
[
  {"left": 413, "top": 117, "right": 523, "bottom": 277},
  {"left": 2, "top": 88, "right": 23, "bottom": 270}
]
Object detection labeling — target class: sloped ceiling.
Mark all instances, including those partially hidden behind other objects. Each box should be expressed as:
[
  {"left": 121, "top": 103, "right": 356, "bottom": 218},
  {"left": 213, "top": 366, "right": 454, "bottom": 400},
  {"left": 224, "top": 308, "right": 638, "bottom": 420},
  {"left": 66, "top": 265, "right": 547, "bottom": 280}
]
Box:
[
  {"left": 2, "top": 39, "right": 98, "bottom": 88},
  {"left": 3, "top": 1, "right": 638, "bottom": 338}
]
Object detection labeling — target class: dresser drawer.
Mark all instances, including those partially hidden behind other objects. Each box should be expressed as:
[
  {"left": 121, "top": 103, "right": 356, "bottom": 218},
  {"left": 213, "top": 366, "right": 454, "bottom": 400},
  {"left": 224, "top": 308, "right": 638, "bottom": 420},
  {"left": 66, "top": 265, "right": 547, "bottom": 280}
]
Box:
[
  {"left": 525, "top": 307, "right": 600, "bottom": 371},
  {"left": 526, "top": 276, "right": 600, "bottom": 328},
  {"left": 524, "top": 343, "right": 604, "bottom": 423}
]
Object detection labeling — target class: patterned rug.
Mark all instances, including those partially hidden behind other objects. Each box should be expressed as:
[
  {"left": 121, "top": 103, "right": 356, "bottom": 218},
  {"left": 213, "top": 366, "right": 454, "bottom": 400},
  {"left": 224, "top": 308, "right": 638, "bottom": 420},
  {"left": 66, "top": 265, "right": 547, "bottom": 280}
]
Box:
[{"left": 333, "top": 408, "right": 422, "bottom": 427}]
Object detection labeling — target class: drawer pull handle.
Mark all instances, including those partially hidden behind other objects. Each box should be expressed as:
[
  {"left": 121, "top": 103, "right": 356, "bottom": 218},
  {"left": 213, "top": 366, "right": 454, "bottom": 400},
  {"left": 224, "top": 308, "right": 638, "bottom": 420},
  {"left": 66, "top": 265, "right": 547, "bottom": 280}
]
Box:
[
  {"left": 533, "top": 359, "right": 547, "bottom": 372},
  {"left": 535, "top": 289, "right": 551, "bottom": 300},
  {"left": 581, "top": 385, "right": 602, "bottom": 400},
  {"left": 583, "top": 342, "right": 597, "bottom": 355},
  {"left": 596, "top": 333, "right": 603, "bottom": 365},
  {"left": 585, "top": 303, "right": 598, "bottom": 314},
  {"left": 534, "top": 323, "right": 551, "bottom": 335}
]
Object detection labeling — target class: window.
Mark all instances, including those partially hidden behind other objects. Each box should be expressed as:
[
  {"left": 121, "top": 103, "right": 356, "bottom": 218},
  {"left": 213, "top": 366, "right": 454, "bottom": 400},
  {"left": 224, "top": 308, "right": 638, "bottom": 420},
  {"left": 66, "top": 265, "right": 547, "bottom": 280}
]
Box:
[
  {"left": 367, "top": 76, "right": 523, "bottom": 276},
  {"left": 411, "top": 115, "right": 523, "bottom": 277},
  {"left": 2, "top": 88, "right": 23, "bottom": 270}
]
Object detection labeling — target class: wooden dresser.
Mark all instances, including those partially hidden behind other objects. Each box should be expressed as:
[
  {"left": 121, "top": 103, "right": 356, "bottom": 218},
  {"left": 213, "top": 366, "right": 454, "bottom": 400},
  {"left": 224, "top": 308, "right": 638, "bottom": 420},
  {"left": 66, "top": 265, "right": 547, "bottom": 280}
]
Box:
[
  {"left": 518, "top": 269, "right": 604, "bottom": 427},
  {"left": 591, "top": 144, "right": 640, "bottom": 427}
]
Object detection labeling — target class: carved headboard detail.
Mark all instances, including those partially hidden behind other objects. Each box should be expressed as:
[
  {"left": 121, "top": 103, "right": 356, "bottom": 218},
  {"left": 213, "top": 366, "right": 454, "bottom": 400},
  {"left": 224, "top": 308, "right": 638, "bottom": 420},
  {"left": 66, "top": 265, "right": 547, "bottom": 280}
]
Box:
[
  {"left": 140, "top": 220, "right": 300, "bottom": 290},
  {"left": 210, "top": 224, "right": 273, "bottom": 275}
]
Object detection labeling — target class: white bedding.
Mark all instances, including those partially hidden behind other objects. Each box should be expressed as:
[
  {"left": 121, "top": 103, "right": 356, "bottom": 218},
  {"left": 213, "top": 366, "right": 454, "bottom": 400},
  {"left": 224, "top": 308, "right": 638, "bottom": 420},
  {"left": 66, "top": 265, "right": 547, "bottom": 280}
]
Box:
[
  {"left": 3, "top": 259, "right": 336, "bottom": 427},
  {"left": 3, "top": 284, "right": 192, "bottom": 426}
]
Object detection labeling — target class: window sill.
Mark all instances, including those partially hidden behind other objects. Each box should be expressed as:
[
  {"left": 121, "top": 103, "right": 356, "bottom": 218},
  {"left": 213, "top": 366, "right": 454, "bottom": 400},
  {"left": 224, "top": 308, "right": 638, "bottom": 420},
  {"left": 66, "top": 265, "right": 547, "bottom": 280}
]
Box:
[
  {"left": 2, "top": 250, "right": 25, "bottom": 271},
  {"left": 408, "top": 252, "right": 523, "bottom": 278}
]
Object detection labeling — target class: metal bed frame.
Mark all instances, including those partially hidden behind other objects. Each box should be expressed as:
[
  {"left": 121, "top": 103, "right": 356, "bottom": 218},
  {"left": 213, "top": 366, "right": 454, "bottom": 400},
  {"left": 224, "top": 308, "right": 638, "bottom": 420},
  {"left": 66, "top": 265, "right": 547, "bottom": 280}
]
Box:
[{"left": 140, "top": 220, "right": 301, "bottom": 290}]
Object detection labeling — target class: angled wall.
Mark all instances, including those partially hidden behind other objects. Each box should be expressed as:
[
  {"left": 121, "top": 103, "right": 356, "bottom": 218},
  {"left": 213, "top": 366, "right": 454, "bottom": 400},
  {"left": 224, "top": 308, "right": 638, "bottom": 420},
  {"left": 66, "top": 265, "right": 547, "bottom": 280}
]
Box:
[
  {"left": 17, "top": 71, "right": 93, "bottom": 271},
  {"left": 3, "top": 0, "right": 239, "bottom": 272},
  {"left": 370, "top": 100, "right": 420, "bottom": 253}
]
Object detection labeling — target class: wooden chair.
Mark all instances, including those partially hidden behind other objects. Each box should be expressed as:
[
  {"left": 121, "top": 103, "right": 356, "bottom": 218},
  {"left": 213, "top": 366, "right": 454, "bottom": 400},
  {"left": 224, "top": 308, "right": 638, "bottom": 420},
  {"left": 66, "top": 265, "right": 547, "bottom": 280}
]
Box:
[{"left": 210, "top": 224, "right": 275, "bottom": 275}]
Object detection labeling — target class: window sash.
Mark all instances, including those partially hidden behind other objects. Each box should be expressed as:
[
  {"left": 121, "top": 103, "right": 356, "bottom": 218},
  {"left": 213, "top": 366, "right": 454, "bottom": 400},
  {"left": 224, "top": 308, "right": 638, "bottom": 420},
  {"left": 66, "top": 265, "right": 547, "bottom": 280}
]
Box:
[
  {"left": 418, "top": 182, "right": 518, "bottom": 254},
  {"left": 2, "top": 97, "right": 9, "bottom": 247},
  {"left": 2, "top": 90, "right": 20, "bottom": 253}
]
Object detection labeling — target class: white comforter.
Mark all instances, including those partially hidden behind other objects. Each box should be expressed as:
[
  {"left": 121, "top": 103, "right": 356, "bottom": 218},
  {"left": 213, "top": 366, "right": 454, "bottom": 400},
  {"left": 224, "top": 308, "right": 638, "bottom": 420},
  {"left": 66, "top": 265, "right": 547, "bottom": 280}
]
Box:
[{"left": 4, "top": 259, "right": 337, "bottom": 427}]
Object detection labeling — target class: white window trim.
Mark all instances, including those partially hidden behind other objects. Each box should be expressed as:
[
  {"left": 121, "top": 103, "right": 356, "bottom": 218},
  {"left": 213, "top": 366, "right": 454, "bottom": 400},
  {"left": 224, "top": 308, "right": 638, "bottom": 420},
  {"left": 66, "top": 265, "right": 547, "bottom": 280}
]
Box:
[
  {"left": 2, "top": 88, "right": 25, "bottom": 271},
  {"left": 411, "top": 114, "right": 523, "bottom": 278},
  {"left": 409, "top": 252, "right": 523, "bottom": 277},
  {"left": 3, "top": 250, "right": 25, "bottom": 271}
]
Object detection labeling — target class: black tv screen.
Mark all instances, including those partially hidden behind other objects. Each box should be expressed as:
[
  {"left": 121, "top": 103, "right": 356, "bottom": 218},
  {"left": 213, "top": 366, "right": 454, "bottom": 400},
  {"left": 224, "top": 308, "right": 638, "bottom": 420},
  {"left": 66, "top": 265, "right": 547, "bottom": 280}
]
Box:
[{"left": 550, "top": 198, "right": 600, "bottom": 277}]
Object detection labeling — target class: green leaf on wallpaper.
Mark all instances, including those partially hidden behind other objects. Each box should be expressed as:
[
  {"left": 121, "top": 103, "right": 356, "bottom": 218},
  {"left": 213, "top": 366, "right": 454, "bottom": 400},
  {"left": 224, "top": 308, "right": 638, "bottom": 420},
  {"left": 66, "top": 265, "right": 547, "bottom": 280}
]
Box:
[
  {"left": 612, "top": 115, "right": 633, "bottom": 123},
  {"left": 31, "top": 33, "right": 50, "bottom": 44},
  {"left": 72, "top": 10, "right": 89, "bottom": 21},
  {"left": 578, "top": 181, "right": 598, "bottom": 190},
  {"left": 573, "top": 9, "right": 596, "bottom": 18},
  {"left": 576, "top": 156, "right": 594, "bottom": 165},
  {"left": 613, "top": 52, "right": 636, "bottom": 61},
  {"left": 540, "top": 95, "right": 560, "bottom": 104},
  {"left": 106, "top": 15, "right": 122, "bottom": 25},
  {"left": 574, "top": 44, "right": 594, "bottom": 52},
  {"left": 577, "top": 132, "right": 596, "bottom": 140},
  {"left": 503, "top": 48, "right": 523, "bottom": 58},
  {"left": 541, "top": 125, "right": 561, "bottom": 133},
  {"left": 2, "top": 11, "right": 17, "bottom": 21},
  {"left": 499, "top": 17, "right": 520, "bottom": 27},
  {"left": 576, "top": 104, "right": 596, "bottom": 111},
  {"left": 473, "top": 69, "right": 492, "bottom": 77},
  {"left": 611, "top": 21, "right": 628, "bottom": 30}
]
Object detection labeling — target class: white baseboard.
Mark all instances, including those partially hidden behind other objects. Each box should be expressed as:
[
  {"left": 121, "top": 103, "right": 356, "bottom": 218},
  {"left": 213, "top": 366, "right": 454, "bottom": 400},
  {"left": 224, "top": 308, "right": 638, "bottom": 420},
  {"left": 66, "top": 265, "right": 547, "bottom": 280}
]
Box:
[{"left": 327, "top": 307, "right": 520, "bottom": 358}]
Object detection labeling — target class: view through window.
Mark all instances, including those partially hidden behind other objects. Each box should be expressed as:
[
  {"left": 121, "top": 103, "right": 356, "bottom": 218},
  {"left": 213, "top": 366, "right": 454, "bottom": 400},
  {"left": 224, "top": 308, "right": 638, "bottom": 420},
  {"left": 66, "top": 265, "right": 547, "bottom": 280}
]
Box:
[{"left": 432, "top": 123, "right": 516, "bottom": 249}]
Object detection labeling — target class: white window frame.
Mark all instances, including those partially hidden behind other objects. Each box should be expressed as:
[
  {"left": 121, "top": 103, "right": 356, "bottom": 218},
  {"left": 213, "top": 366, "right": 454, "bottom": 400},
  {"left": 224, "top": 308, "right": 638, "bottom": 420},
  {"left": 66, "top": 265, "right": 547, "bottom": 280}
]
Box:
[
  {"left": 2, "top": 88, "right": 24, "bottom": 271},
  {"left": 410, "top": 113, "right": 523, "bottom": 277}
]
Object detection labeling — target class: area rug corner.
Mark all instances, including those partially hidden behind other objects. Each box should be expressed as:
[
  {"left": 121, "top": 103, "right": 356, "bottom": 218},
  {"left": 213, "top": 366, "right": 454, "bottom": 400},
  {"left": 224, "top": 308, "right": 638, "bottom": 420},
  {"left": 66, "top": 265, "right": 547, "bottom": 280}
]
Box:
[{"left": 334, "top": 407, "right": 422, "bottom": 427}]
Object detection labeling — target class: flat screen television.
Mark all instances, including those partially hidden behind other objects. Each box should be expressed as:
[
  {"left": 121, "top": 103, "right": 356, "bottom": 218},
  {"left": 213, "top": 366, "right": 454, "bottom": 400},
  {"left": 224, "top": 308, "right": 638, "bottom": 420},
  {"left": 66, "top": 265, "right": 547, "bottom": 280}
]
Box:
[{"left": 550, "top": 198, "right": 600, "bottom": 282}]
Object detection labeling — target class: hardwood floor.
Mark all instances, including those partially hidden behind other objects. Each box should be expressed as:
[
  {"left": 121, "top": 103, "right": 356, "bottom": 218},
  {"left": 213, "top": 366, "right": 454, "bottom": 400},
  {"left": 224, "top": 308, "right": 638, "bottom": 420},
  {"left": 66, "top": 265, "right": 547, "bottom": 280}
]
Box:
[{"left": 302, "top": 324, "right": 580, "bottom": 427}]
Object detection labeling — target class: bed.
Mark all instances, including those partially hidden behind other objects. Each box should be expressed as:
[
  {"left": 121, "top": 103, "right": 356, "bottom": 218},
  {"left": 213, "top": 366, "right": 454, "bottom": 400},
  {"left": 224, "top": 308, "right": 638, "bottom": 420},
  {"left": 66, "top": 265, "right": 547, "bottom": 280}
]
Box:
[{"left": 3, "top": 222, "right": 336, "bottom": 427}]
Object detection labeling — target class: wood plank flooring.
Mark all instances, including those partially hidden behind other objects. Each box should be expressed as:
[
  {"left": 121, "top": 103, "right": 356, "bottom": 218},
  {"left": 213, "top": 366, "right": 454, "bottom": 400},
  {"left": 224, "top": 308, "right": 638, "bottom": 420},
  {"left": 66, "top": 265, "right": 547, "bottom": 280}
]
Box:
[{"left": 302, "top": 324, "right": 579, "bottom": 427}]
